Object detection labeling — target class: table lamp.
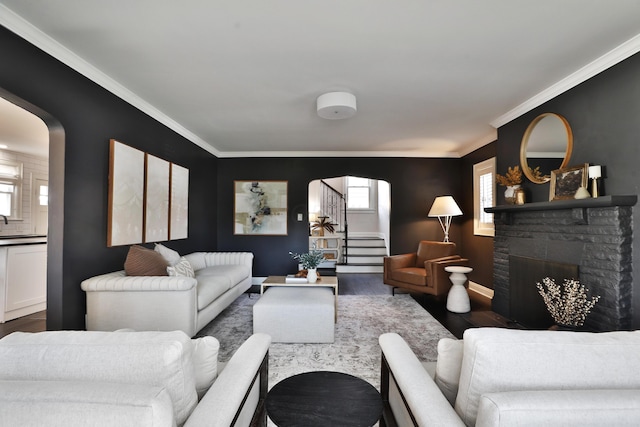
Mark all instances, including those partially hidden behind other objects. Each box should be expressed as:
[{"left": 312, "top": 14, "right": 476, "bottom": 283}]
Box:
[
  {"left": 428, "top": 196, "right": 462, "bottom": 242},
  {"left": 588, "top": 165, "right": 601, "bottom": 198}
]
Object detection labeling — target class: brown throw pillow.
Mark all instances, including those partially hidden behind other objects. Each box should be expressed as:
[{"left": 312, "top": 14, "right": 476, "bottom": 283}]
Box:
[{"left": 124, "top": 245, "right": 168, "bottom": 276}]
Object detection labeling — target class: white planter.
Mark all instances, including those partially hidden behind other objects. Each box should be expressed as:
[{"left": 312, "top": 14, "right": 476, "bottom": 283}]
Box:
[{"left": 307, "top": 268, "right": 318, "bottom": 283}]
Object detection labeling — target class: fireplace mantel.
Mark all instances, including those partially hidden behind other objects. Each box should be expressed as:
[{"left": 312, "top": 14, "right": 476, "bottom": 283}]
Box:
[
  {"left": 486, "top": 195, "right": 637, "bottom": 213},
  {"left": 486, "top": 195, "right": 637, "bottom": 225}
]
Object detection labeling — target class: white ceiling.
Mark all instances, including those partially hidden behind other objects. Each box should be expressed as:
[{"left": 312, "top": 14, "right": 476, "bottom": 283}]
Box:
[{"left": 1, "top": 1, "right": 640, "bottom": 158}]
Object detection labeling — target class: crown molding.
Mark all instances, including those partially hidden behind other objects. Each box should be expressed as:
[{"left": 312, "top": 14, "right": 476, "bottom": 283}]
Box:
[
  {"left": 458, "top": 129, "right": 498, "bottom": 157},
  {"left": 0, "top": 4, "right": 219, "bottom": 157},
  {"left": 215, "top": 150, "right": 461, "bottom": 158},
  {"left": 491, "top": 33, "right": 640, "bottom": 128}
]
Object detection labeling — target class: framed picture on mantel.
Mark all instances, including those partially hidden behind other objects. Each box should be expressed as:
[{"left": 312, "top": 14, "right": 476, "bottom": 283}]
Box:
[{"left": 549, "top": 163, "right": 588, "bottom": 201}]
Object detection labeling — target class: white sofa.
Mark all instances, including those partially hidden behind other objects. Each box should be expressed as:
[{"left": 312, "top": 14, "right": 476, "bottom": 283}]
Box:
[
  {"left": 81, "top": 252, "right": 253, "bottom": 337},
  {"left": 0, "top": 330, "right": 270, "bottom": 427},
  {"left": 379, "top": 328, "right": 640, "bottom": 426}
]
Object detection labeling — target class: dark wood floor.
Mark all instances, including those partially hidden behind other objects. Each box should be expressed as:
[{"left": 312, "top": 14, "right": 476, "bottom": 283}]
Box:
[{"left": 0, "top": 273, "right": 518, "bottom": 340}]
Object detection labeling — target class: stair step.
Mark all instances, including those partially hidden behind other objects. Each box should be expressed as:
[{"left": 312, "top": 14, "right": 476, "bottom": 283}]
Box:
[
  {"left": 346, "top": 247, "right": 387, "bottom": 255},
  {"left": 336, "top": 264, "right": 384, "bottom": 273},
  {"left": 345, "top": 239, "right": 386, "bottom": 247},
  {"left": 344, "top": 255, "right": 384, "bottom": 264}
]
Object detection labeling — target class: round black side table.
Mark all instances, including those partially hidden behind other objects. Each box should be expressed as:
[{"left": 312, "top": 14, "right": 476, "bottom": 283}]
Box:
[{"left": 266, "top": 371, "right": 383, "bottom": 427}]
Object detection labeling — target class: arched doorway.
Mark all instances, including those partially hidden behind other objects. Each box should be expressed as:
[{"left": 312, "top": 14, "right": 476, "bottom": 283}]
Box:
[
  {"left": 0, "top": 88, "right": 65, "bottom": 331},
  {"left": 308, "top": 175, "right": 390, "bottom": 274}
]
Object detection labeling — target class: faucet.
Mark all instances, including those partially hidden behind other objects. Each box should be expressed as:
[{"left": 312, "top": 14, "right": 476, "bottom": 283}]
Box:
[{"left": 0, "top": 215, "right": 7, "bottom": 225}]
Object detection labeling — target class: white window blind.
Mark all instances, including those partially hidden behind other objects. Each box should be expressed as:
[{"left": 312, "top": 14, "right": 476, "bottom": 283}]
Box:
[{"left": 473, "top": 157, "right": 496, "bottom": 236}]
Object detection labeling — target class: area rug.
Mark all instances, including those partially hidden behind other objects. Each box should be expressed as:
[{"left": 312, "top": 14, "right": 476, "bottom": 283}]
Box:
[{"left": 197, "top": 293, "right": 454, "bottom": 389}]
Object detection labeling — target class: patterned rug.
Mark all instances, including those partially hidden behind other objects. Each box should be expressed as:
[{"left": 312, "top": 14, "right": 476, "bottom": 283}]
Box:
[{"left": 197, "top": 293, "right": 454, "bottom": 389}]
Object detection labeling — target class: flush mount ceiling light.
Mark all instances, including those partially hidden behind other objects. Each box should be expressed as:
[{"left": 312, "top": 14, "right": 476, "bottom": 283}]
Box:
[{"left": 317, "top": 91, "right": 357, "bottom": 120}]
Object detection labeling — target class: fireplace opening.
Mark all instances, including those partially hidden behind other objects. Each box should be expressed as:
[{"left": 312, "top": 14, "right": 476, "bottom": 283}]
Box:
[{"left": 509, "top": 256, "right": 579, "bottom": 329}]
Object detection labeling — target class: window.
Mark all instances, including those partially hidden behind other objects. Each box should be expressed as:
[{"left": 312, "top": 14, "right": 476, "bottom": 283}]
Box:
[
  {"left": 346, "top": 176, "right": 372, "bottom": 210},
  {"left": 473, "top": 157, "right": 495, "bottom": 236},
  {"left": 0, "top": 161, "right": 23, "bottom": 219}
]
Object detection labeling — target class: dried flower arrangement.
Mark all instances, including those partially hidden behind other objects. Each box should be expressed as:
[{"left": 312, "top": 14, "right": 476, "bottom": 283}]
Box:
[
  {"left": 536, "top": 277, "right": 601, "bottom": 327},
  {"left": 311, "top": 216, "right": 335, "bottom": 235},
  {"left": 495, "top": 165, "right": 522, "bottom": 187},
  {"left": 528, "top": 166, "right": 546, "bottom": 182}
]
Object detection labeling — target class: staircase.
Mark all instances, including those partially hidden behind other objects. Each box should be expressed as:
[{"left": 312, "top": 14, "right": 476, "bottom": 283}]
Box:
[{"left": 336, "top": 236, "right": 387, "bottom": 273}]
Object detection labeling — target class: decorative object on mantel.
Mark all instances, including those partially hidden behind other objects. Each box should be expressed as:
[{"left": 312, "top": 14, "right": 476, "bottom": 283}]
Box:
[
  {"left": 496, "top": 165, "right": 523, "bottom": 204},
  {"left": 588, "top": 165, "right": 602, "bottom": 198},
  {"left": 536, "top": 277, "right": 600, "bottom": 329},
  {"left": 549, "top": 163, "right": 589, "bottom": 201},
  {"left": 428, "top": 196, "right": 462, "bottom": 242},
  {"left": 289, "top": 249, "right": 326, "bottom": 283},
  {"left": 574, "top": 186, "right": 591, "bottom": 199}
]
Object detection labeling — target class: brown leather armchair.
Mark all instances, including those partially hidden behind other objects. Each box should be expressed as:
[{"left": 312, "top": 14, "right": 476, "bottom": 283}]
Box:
[{"left": 383, "top": 241, "right": 468, "bottom": 296}]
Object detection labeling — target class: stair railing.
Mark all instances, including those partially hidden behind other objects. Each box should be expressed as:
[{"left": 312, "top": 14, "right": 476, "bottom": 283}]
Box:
[{"left": 319, "top": 180, "right": 348, "bottom": 264}]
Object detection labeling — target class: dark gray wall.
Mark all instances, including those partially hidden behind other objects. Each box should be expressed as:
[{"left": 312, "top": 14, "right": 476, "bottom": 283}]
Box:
[
  {"left": 0, "top": 26, "right": 219, "bottom": 330},
  {"left": 495, "top": 52, "right": 640, "bottom": 328},
  {"left": 217, "top": 157, "right": 463, "bottom": 276},
  {"left": 461, "top": 142, "right": 496, "bottom": 289}
]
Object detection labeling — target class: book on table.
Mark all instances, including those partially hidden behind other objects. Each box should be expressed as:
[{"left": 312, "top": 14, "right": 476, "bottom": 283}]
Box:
[{"left": 285, "top": 275, "right": 308, "bottom": 284}]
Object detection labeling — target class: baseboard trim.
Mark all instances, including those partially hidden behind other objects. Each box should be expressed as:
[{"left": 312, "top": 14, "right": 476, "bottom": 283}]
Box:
[{"left": 469, "top": 280, "right": 494, "bottom": 300}]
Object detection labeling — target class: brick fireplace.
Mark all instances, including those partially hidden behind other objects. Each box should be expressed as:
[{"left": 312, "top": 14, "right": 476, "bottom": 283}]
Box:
[{"left": 487, "top": 195, "right": 637, "bottom": 331}]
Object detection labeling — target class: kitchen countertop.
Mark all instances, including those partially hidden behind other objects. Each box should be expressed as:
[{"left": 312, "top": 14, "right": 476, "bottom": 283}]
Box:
[{"left": 0, "top": 235, "right": 47, "bottom": 246}]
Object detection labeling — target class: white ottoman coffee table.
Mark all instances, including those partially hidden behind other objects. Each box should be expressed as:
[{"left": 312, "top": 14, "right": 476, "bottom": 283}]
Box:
[
  {"left": 253, "top": 286, "right": 335, "bottom": 343},
  {"left": 445, "top": 266, "right": 473, "bottom": 313}
]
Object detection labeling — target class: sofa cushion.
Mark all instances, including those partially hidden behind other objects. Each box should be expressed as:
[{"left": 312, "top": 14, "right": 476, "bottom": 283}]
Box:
[
  {"left": 125, "top": 245, "right": 168, "bottom": 276},
  {"left": 391, "top": 267, "right": 428, "bottom": 286},
  {"left": 195, "top": 265, "right": 249, "bottom": 310},
  {"left": 454, "top": 328, "right": 640, "bottom": 427},
  {"left": 0, "top": 330, "right": 198, "bottom": 426},
  {"left": 192, "top": 336, "right": 219, "bottom": 399},
  {"left": 155, "top": 243, "right": 181, "bottom": 266},
  {"left": 196, "top": 273, "right": 232, "bottom": 310},
  {"left": 167, "top": 257, "right": 195, "bottom": 278},
  {"left": 434, "top": 337, "right": 464, "bottom": 405},
  {"left": 0, "top": 380, "right": 175, "bottom": 427}
]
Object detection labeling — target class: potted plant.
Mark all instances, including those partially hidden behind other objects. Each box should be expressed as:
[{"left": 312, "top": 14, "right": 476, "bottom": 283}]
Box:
[
  {"left": 289, "top": 250, "right": 326, "bottom": 283},
  {"left": 310, "top": 216, "right": 335, "bottom": 236},
  {"left": 536, "top": 277, "right": 600, "bottom": 329}
]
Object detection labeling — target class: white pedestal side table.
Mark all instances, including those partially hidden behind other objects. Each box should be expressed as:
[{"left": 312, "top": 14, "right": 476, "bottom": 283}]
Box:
[{"left": 445, "top": 266, "right": 473, "bottom": 313}]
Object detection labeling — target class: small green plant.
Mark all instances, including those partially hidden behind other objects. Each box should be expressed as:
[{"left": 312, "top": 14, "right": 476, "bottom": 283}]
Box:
[{"left": 289, "top": 250, "right": 326, "bottom": 269}]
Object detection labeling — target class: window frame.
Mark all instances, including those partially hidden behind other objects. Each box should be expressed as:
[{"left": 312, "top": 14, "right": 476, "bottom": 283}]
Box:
[
  {"left": 346, "top": 176, "right": 375, "bottom": 212},
  {"left": 0, "top": 160, "right": 23, "bottom": 220},
  {"left": 473, "top": 157, "right": 496, "bottom": 237}
]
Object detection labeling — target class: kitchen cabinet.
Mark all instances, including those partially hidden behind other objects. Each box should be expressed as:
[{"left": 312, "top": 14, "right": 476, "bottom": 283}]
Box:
[{"left": 0, "top": 243, "right": 47, "bottom": 323}]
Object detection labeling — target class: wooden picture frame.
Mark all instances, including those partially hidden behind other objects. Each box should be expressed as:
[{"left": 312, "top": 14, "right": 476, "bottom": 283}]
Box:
[
  {"left": 169, "top": 163, "right": 189, "bottom": 240},
  {"left": 549, "top": 163, "right": 589, "bottom": 201},
  {"left": 144, "top": 154, "right": 170, "bottom": 242},
  {"left": 107, "top": 139, "right": 145, "bottom": 247},
  {"left": 234, "top": 180, "right": 288, "bottom": 235}
]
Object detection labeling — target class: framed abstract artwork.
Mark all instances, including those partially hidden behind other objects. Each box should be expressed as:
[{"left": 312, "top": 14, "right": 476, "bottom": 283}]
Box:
[
  {"left": 144, "top": 154, "right": 170, "bottom": 242},
  {"left": 169, "top": 163, "right": 189, "bottom": 240},
  {"left": 549, "top": 163, "right": 589, "bottom": 201},
  {"left": 234, "top": 180, "right": 288, "bottom": 235},
  {"left": 107, "top": 139, "right": 145, "bottom": 247}
]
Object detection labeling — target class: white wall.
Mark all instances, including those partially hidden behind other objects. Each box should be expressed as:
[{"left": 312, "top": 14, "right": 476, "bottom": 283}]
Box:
[{"left": 0, "top": 150, "right": 48, "bottom": 236}]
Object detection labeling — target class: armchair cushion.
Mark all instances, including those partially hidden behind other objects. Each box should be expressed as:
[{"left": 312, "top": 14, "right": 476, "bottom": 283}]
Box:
[
  {"left": 391, "top": 267, "right": 428, "bottom": 286},
  {"left": 434, "top": 337, "right": 464, "bottom": 405}
]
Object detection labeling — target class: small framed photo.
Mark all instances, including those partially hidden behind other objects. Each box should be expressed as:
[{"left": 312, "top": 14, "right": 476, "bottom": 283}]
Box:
[{"left": 549, "top": 163, "right": 589, "bottom": 201}]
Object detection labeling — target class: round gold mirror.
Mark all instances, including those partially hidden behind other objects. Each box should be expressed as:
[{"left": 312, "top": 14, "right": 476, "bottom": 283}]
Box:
[{"left": 520, "top": 113, "right": 573, "bottom": 184}]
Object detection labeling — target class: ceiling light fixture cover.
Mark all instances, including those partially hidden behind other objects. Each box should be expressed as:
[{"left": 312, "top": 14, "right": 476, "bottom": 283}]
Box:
[{"left": 317, "top": 92, "right": 357, "bottom": 120}]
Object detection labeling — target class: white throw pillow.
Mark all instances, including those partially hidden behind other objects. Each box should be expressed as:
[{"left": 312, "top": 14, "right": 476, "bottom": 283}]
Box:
[
  {"left": 167, "top": 257, "right": 195, "bottom": 278},
  {"left": 154, "top": 243, "right": 181, "bottom": 266},
  {"left": 192, "top": 336, "right": 219, "bottom": 399},
  {"left": 434, "top": 337, "right": 464, "bottom": 405}
]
